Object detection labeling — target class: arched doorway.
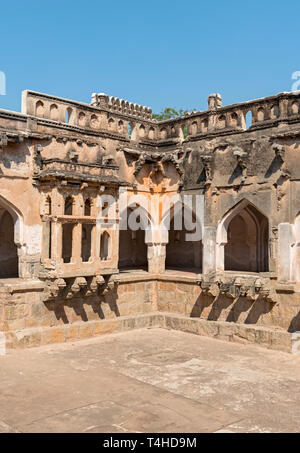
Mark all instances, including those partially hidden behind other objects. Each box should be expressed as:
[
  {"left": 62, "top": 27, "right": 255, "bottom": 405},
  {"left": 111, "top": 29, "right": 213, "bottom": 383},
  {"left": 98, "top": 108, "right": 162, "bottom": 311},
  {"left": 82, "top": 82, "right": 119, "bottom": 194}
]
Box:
[
  {"left": 118, "top": 207, "right": 148, "bottom": 270},
  {"left": 221, "top": 201, "right": 269, "bottom": 272},
  {"left": 0, "top": 208, "right": 18, "bottom": 277},
  {"left": 164, "top": 204, "right": 203, "bottom": 271}
]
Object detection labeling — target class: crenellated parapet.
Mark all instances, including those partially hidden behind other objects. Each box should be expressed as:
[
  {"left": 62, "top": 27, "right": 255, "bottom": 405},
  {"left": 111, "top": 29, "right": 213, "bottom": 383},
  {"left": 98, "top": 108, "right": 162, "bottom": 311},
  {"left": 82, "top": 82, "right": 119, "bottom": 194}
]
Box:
[{"left": 91, "top": 93, "right": 153, "bottom": 120}]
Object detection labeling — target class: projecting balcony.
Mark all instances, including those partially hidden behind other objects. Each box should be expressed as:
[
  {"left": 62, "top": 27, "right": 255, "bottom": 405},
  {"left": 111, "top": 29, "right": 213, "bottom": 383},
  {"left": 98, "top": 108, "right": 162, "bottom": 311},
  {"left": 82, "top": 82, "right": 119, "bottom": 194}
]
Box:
[{"left": 34, "top": 157, "right": 127, "bottom": 186}]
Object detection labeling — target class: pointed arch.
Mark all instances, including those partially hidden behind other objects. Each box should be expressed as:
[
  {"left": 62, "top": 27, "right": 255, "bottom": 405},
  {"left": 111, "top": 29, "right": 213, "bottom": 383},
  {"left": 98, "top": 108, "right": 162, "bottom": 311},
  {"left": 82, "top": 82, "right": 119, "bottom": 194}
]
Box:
[
  {"left": 100, "top": 231, "right": 111, "bottom": 261},
  {"left": 64, "top": 195, "right": 74, "bottom": 215},
  {"left": 0, "top": 195, "right": 24, "bottom": 278},
  {"left": 84, "top": 198, "right": 92, "bottom": 216},
  {"left": 118, "top": 204, "right": 152, "bottom": 270},
  {"left": 291, "top": 213, "right": 300, "bottom": 282},
  {"left": 0, "top": 195, "right": 23, "bottom": 246},
  {"left": 162, "top": 200, "right": 203, "bottom": 270},
  {"left": 216, "top": 199, "right": 269, "bottom": 272}
]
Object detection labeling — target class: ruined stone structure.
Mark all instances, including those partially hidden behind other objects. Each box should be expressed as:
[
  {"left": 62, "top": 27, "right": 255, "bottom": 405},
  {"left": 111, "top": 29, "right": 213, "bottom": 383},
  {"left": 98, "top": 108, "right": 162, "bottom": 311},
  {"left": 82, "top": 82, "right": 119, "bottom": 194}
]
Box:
[{"left": 1, "top": 89, "right": 300, "bottom": 353}]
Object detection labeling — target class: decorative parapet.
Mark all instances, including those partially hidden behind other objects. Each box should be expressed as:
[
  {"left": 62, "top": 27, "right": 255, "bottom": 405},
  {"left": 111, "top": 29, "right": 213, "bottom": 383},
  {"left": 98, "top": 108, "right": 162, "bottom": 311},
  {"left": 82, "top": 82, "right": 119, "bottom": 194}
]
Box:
[
  {"left": 154, "top": 91, "right": 300, "bottom": 142},
  {"left": 91, "top": 93, "right": 153, "bottom": 120},
  {"left": 13, "top": 89, "right": 300, "bottom": 145}
]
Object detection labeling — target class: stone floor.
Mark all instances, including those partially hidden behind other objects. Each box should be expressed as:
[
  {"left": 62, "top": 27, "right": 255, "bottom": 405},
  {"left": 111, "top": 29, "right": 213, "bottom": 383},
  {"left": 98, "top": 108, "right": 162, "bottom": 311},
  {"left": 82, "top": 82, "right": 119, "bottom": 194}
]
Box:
[{"left": 0, "top": 327, "right": 300, "bottom": 433}]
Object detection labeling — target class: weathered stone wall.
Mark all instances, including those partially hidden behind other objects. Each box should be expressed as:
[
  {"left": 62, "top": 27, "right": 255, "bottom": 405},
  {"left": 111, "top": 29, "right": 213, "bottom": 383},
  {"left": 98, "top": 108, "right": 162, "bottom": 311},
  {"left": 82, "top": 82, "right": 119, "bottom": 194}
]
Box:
[
  {"left": 0, "top": 278, "right": 156, "bottom": 348},
  {"left": 157, "top": 278, "right": 300, "bottom": 332},
  {"left": 1, "top": 88, "right": 300, "bottom": 353}
]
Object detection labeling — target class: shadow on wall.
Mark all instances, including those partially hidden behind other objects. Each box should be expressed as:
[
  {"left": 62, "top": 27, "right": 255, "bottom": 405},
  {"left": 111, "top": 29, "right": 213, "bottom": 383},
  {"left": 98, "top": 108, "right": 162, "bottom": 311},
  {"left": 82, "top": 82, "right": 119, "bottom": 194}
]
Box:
[
  {"left": 190, "top": 293, "right": 274, "bottom": 325},
  {"left": 44, "top": 281, "right": 120, "bottom": 324},
  {"left": 289, "top": 312, "right": 300, "bottom": 333}
]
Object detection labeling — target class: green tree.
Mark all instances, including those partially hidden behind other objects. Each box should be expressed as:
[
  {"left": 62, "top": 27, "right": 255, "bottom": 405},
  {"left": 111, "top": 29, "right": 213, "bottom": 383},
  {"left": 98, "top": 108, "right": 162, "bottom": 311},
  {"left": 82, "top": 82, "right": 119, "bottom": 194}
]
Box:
[{"left": 152, "top": 107, "right": 192, "bottom": 121}]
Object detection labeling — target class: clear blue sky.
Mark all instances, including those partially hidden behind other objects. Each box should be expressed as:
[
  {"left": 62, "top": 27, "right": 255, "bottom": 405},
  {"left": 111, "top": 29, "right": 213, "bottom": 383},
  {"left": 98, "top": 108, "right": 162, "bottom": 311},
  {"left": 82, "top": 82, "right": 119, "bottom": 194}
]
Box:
[{"left": 1, "top": 0, "right": 299, "bottom": 114}]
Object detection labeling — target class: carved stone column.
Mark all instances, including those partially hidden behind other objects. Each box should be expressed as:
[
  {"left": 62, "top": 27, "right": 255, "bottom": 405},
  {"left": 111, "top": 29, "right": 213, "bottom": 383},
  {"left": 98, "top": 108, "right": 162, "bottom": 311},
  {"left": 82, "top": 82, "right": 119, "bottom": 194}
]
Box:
[
  {"left": 90, "top": 224, "right": 98, "bottom": 261},
  {"left": 202, "top": 226, "right": 216, "bottom": 274},
  {"left": 147, "top": 244, "right": 166, "bottom": 274},
  {"left": 145, "top": 228, "right": 168, "bottom": 274},
  {"left": 71, "top": 222, "right": 82, "bottom": 263},
  {"left": 278, "top": 223, "right": 293, "bottom": 281},
  {"left": 41, "top": 218, "right": 51, "bottom": 261},
  {"left": 52, "top": 220, "right": 63, "bottom": 263}
]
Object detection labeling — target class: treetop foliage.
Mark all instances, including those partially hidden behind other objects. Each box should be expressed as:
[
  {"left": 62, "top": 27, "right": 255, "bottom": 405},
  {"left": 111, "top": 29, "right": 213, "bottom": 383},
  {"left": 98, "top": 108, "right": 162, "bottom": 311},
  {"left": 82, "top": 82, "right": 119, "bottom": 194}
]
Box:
[{"left": 152, "top": 107, "right": 194, "bottom": 122}]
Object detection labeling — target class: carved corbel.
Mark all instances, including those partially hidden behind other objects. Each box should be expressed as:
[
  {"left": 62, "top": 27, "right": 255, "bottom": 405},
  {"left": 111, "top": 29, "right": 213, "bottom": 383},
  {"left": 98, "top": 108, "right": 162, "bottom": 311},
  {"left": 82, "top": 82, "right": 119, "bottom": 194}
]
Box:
[
  {"left": 133, "top": 152, "right": 147, "bottom": 177},
  {"left": 33, "top": 145, "right": 43, "bottom": 175},
  {"left": 66, "top": 149, "right": 79, "bottom": 163},
  {"left": 245, "top": 286, "right": 256, "bottom": 302},
  {"left": 66, "top": 277, "right": 87, "bottom": 299},
  {"left": 44, "top": 278, "right": 66, "bottom": 301},
  {"left": 103, "top": 275, "right": 119, "bottom": 295},
  {"left": 90, "top": 276, "right": 99, "bottom": 293},
  {"left": 103, "top": 154, "right": 116, "bottom": 166},
  {"left": 233, "top": 147, "right": 248, "bottom": 182},
  {"left": 162, "top": 149, "right": 185, "bottom": 185},
  {"left": 272, "top": 143, "right": 290, "bottom": 179},
  {"left": 200, "top": 280, "right": 219, "bottom": 298},
  {"left": 200, "top": 155, "right": 213, "bottom": 186},
  {"left": 259, "top": 284, "right": 277, "bottom": 304},
  {"left": 95, "top": 275, "right": 105, "bottom": 286}
]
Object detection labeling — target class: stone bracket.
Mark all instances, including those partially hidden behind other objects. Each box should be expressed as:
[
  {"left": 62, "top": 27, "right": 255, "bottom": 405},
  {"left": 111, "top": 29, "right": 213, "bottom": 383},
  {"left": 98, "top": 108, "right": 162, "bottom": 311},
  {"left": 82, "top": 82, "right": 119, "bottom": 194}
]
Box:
[
  {"left": 43, "top": 274, "right": 119, "bottom": 302},
  {"left": 199, "top": 275, "right": 277, "bottom": 304}
]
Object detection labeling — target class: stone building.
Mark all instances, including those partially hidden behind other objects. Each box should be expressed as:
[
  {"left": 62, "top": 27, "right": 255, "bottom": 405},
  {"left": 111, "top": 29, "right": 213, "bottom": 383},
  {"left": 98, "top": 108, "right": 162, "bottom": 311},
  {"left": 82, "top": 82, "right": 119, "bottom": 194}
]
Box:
[{"left": 1, "top": 88, "right": 300, "bottom": 352}]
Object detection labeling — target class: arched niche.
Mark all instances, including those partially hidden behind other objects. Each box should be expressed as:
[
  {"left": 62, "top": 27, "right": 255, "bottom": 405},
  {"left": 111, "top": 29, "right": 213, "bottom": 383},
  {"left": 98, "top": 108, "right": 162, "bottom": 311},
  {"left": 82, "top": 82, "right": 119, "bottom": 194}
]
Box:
[
  {"left": 64, "top": 196, "right": 74, "bottom": 215},
  {"left": 100, "top": 231, "right": 111, "bottom": 261},
  {"left": 0, "top": 196, "right": 24, "bottom": 278},
  {"left": 216, "top": 199, "right": 269, "bottom": 273},
  {"left": 35, "top": 100, "right": 44, "bottom": 117},
  {"left": 162, "top": 202, "right": 203, "bottom": 271},
  {"left": 118, "top": 205, "right": 152, "bottom": 270}
]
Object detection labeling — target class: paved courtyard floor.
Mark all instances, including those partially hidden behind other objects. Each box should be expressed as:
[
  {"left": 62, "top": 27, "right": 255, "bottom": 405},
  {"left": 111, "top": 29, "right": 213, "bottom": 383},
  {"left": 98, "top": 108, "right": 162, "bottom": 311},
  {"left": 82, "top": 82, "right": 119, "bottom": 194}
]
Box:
[{"left": 0, "top": 327, "right": 300, "bottom": 433}]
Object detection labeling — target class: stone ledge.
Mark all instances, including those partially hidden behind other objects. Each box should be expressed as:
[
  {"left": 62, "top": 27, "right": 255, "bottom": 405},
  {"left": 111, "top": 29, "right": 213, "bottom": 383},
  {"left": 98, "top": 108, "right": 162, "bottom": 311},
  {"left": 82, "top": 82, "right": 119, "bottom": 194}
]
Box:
[
  {"left": 159, "top": 312, "right": 293, "bottom": 354},
  {"left": 4, "top": 313, "right": 164, "bottom": 350},
  {"left": 0, "top": 279, "right": 45, "bottom": 294},
  {"left": 3, "top": 312, "right": 297, "bottom": 354}
]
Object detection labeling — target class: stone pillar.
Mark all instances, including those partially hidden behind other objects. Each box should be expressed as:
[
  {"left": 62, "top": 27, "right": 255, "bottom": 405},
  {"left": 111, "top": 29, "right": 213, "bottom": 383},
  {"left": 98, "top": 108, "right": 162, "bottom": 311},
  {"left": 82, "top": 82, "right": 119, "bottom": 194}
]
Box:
[
  {"left": 278, "top": 223, "right": 293, "bottom": 281},
  {"left": 239, "top": 110, "right": 246, "bottom": 129},
  {"left": 90, "top": 224, "right": 97, "bottom": 261},
  {"left": 145, "top": 228, "right": 168, "bottom": 274},
  {"left": 279, "top": 97, "right": 289, "bottom": 119},
  {"left": 52, "top": 220, "right": 63, "bottom": 263},
  {"left": 41, "top": 219, "right": 51, "bottom": 261},
  {"left": 203, "top": 226, "right": 217, "bottom": 274},
  {"left": 71, "top": 222, "right": 82, "bottom": 263},
  {"left": 147, "top": 244, "right": 166, "bottom": 274},
  {"left": 208, "top": 112, "right": 216, "bottom": 132}
]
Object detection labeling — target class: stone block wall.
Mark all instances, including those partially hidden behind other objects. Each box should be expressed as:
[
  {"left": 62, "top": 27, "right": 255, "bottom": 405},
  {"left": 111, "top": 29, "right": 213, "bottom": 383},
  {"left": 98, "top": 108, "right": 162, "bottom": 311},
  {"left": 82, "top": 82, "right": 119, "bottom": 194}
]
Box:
[
  {"left": 157, "top": 279, "right": 300, "bottom": 333},
  {"left": 1, "top": 278, "right": 156, "bottom": 349},
  {"left": 1, "top": 276, "right": 300, "bottom": 353}
]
